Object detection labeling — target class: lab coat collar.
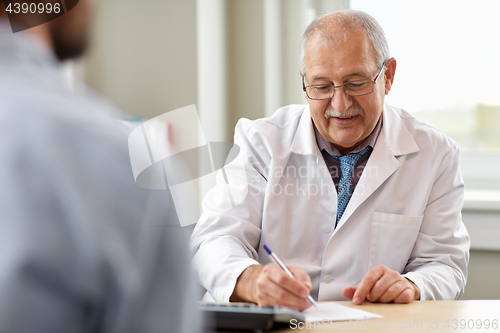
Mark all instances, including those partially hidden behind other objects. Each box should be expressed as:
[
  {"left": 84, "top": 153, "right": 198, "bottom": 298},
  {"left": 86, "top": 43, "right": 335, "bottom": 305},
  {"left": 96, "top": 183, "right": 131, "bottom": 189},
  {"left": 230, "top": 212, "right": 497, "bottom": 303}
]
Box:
[
  {"left": 289, "top": 102, "right": 420, "bottom": 158},
  {"left": 381, "top": 103, "right": 420, "bottom": 156},
  {"left": 290, "top": 105, "right": 321, "bottom": 157},
  {"left": 334, "top": 103, "right": 420, "bottom": 230},
  {"left": 288, "top": 102, "right": 421, "bottom": 231}
]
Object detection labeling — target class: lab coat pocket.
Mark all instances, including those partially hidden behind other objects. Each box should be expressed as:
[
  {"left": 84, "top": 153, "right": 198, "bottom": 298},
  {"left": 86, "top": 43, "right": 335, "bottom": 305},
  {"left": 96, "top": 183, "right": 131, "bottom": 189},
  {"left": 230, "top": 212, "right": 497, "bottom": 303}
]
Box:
[{"left": 368, "top": 212, "right": 423, "bottom": 272}]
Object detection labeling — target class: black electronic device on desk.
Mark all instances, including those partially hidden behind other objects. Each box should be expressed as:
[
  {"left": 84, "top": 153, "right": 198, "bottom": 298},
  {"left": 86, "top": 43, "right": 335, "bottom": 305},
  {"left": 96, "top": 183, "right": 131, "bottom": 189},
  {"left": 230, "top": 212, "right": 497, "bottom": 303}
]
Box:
[{"left": 201, "top": 302, "right": 305, "bottom": 332}]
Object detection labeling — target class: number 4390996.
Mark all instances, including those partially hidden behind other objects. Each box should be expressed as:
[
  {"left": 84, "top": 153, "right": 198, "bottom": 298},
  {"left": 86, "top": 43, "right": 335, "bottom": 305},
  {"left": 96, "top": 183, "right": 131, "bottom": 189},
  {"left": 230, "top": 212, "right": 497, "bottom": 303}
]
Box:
[
  {"left": 444, "top": 319, "right": 498, "bottom": 330},
  {"left": 6, "top": 2, "right": 61, "bottom": 14}
]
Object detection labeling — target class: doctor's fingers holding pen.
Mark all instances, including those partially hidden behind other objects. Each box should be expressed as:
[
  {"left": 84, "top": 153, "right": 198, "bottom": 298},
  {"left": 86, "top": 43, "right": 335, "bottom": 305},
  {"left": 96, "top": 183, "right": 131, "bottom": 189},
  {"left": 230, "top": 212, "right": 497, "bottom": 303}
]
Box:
[{"left": 230, "top": 263, "right": 313, "bottom": 311}]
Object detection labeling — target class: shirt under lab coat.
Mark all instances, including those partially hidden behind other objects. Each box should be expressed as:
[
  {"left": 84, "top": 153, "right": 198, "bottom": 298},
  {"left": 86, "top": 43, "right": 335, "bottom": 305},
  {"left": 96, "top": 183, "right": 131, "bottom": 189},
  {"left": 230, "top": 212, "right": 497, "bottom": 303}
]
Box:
[{"left": 191, "top": 103, "right": 470, "bottom": 302}]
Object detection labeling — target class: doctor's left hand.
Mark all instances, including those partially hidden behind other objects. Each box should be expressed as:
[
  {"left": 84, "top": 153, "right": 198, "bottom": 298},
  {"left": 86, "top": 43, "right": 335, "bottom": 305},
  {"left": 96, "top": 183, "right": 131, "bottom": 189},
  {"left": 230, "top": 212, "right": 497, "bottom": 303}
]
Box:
[{"left": 342, "top": 265, "right": 420, "bottom": 305}]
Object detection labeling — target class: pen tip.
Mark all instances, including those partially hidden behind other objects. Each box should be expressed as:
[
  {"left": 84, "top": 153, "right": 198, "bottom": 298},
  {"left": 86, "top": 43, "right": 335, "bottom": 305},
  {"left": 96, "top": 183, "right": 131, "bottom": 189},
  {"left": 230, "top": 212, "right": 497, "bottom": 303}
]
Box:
[{"left": 262, "top": 244, "right": 271, "bottom": 255}]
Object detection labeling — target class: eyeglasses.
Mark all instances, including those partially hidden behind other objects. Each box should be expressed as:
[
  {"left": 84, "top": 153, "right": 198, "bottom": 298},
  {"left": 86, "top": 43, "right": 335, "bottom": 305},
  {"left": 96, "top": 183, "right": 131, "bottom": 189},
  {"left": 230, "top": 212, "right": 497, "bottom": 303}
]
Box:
[{"left": 302, "top": 62, "right": 386, "bottom": 100}]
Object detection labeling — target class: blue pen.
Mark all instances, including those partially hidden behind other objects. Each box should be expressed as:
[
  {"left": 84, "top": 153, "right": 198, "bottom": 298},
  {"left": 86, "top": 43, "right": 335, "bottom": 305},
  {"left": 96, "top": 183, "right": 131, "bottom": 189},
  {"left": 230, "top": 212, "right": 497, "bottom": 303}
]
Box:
[{"left": 263, "top": 244, "right": 317, "bottom": 307}]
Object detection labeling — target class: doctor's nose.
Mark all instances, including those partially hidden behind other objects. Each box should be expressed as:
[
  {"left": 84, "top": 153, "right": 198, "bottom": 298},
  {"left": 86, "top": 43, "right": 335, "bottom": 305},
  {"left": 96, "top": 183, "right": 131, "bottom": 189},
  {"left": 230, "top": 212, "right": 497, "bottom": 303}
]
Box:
[{"left": 330, "top": 88, "right": 353, "bottom": 114}]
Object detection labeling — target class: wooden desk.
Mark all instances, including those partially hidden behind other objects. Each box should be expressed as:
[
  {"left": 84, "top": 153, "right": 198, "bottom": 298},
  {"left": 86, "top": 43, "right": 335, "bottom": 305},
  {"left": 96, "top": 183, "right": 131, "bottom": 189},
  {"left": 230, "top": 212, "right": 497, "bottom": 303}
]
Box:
[{"left": 274, "top": 300, "right": 500, "bottom": 333}]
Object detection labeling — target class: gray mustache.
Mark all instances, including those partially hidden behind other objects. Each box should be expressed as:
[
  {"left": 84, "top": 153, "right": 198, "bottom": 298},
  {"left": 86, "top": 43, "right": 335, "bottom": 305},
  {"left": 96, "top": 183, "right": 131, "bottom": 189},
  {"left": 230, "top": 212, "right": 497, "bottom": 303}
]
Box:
[{"left": 324, "top": 107, "right": 362, "bottom": 119}]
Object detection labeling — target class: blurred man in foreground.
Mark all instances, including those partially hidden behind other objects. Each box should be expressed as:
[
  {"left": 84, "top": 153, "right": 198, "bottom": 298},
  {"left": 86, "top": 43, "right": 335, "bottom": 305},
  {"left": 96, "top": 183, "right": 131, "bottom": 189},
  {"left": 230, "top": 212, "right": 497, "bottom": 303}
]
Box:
[{"left": 0, "top": 1, "right": 200, "bottom": 332}]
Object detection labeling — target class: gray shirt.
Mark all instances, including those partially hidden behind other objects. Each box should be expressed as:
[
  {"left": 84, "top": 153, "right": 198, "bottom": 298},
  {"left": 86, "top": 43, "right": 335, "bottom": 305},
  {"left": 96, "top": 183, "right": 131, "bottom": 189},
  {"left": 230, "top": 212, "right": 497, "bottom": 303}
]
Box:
[{"left": 0, "top": 23, "right": 200, "bottom": 333}]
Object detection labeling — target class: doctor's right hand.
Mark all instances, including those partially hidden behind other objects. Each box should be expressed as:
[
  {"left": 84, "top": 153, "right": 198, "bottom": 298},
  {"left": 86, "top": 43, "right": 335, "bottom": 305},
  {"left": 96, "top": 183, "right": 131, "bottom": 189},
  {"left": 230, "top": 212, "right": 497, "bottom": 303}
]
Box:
[{"left": 230, "top": 264, "right": 313, "bottom": 311}]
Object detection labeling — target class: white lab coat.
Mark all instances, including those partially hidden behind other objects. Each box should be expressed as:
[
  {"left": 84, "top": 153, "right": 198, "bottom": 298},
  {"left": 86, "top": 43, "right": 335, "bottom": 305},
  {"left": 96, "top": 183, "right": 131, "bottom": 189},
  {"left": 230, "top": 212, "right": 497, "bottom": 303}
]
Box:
[{"left": 191, "top": 103, "right": 470, "bottom": 302}]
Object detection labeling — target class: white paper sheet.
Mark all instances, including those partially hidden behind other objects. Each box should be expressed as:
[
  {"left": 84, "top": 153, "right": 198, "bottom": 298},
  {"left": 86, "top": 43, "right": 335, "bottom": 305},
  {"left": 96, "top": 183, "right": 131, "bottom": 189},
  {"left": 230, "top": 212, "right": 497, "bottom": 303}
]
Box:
[{"left": 303, "top": 302, "right": 383, "bottom": 322}]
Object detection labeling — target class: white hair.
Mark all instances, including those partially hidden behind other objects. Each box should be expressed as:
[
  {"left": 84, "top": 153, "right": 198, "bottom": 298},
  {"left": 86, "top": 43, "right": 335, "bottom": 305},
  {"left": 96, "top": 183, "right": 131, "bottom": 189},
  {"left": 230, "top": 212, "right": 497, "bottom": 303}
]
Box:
[{"left": 298, "top": 10, "right": 390, "bottom": 76}]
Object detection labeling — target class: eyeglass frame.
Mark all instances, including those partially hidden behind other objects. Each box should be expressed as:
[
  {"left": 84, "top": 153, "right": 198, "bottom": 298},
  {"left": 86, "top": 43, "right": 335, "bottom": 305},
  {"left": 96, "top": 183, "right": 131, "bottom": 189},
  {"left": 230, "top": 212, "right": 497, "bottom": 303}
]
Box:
[{"left": 302, "top": 61, "right": 387, "bottom": 100}]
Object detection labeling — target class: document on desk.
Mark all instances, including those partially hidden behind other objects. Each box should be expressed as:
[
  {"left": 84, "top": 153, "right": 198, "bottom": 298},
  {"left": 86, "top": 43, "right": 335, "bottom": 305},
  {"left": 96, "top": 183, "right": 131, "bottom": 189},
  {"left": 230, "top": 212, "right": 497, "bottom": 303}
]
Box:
[{"left": 303, "top": 302, "right": 382, "bottom": 322}]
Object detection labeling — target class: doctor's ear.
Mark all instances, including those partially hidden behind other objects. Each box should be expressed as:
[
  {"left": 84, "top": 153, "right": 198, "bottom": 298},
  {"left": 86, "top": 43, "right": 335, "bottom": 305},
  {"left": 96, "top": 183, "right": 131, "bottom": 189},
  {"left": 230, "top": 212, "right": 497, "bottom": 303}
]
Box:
[
  {"left": 383, "top": 58, "right": 397, "bottom": 95},
  {"left": 300, "top": 72, "right": 308, "bottom": 99}
]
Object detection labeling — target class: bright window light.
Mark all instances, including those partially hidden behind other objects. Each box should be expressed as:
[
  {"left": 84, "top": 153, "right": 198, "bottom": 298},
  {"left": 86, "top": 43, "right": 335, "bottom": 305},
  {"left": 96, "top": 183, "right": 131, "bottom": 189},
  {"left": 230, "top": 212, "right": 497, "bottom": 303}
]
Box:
[{"left": 350, "top": 0, "right": 500, "bottom": 152}]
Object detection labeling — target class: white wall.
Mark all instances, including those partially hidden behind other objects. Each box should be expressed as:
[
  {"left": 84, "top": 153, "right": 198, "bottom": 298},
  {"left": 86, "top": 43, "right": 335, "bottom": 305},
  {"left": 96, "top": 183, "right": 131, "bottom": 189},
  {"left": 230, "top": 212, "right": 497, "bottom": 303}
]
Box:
[
  {"left": 83, "top": 0, "right": 197, "bottom": 119},
  {"left": 462, "top": 208, "right": 500, "bottom": 299},
  {"left": 462, "top": 250, "right": 500, "bottom": 300}
]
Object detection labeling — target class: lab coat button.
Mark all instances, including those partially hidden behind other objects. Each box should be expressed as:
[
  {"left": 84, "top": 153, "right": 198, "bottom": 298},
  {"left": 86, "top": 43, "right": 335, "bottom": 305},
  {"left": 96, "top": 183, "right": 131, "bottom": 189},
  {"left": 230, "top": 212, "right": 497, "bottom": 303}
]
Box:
[
  {"left": 323, "top": 275, "right": 334, "bottom": 283},
  {"left": 322, "top": 225, "right": 331, "bottom": 234}
]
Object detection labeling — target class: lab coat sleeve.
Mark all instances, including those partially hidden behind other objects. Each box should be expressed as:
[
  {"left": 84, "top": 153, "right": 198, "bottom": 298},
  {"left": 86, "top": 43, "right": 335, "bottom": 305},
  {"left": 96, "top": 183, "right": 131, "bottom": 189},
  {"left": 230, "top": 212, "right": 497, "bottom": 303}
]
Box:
[
  {"left": 190, "top": 118, "right": 270, "bottom": 302},
  {"left": 402, "top": 144, "right": 470, "bottom": 300}
]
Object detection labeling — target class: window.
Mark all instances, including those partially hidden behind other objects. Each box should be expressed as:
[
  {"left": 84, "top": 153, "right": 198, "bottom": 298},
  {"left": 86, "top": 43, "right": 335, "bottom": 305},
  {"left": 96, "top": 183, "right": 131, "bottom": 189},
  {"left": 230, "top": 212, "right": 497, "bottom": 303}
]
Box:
[{"left": 350, "top": 0, "right": 500, "bottom": 192}]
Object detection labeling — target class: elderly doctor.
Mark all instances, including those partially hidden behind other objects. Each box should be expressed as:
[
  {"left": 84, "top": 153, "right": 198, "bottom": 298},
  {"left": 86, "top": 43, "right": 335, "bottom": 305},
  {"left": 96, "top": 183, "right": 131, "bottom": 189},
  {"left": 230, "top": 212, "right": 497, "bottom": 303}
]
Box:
[{"left": 191, "top": 10, "right": 470, "bottom": 311}]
